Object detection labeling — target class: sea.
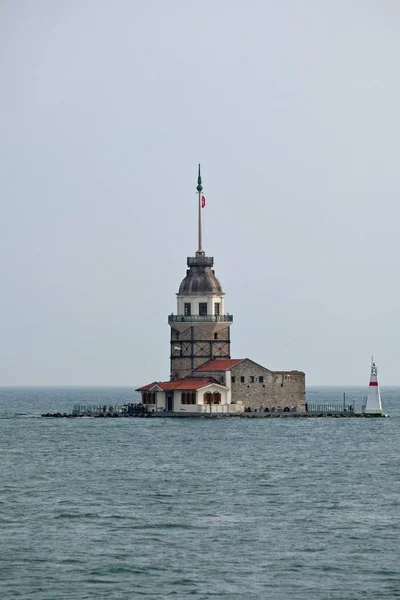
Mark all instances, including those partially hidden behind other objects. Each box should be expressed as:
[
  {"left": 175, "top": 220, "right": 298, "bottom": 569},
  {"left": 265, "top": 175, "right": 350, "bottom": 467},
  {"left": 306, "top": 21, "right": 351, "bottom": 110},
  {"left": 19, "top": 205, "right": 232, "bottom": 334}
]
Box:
[{"left": 0, "top": 386, "right": 399, "bottom": 600}]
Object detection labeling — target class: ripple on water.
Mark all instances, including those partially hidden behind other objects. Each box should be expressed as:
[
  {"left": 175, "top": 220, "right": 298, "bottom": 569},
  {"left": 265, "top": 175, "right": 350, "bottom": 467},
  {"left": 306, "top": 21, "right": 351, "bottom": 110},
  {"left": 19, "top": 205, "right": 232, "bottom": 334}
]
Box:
[{"left": 0, "top": 387, "right": 400, "bottom": 599}]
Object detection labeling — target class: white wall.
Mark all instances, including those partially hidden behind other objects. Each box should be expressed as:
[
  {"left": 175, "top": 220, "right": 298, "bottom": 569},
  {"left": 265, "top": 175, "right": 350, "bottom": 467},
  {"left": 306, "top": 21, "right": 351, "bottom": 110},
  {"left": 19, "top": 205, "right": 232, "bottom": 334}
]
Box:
[
  {"left": 174, "top": 385, "right": 229, "bottom": 412},
  {"left": 176, "top": 294, "right": 225, "bottom": 316},
  {"left": 144, "top": 385, "right": 229, "bottom": 413},
  {"left": 155, "top": 391, "right": 165, "bottom": 411},
  {"left": 225, "top": 371, "right": 232, "bottom": 404},
  {"left": 196, "top": 385, "right": 229, "bottom": 405},
  {"left": 198, "top": 403, "right": 244, "bottom": 414}
]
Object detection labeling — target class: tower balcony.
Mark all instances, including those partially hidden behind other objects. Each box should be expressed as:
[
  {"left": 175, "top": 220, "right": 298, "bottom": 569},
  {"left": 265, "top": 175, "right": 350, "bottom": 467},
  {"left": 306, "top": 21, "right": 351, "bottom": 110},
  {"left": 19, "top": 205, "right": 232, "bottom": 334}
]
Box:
[
  {"left": 187, "top": 256, "right": 214, "bottom": 267},
  {"left": 168, "top": 314, "right": 233, "bottom": 324}
]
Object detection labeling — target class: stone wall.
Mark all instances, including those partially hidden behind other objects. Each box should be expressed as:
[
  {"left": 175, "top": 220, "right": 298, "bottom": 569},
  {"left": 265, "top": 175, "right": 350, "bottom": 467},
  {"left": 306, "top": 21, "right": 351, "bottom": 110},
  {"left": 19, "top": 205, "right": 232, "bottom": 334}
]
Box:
[
  {"left": 230, "top": 359, "right": 305, "bottom": 411},
  {"left": 170, "top": 326, "right": 230, "bottom": 342},
  {"left": 170, "top": 326, "right": 231, "bottom": 379}
]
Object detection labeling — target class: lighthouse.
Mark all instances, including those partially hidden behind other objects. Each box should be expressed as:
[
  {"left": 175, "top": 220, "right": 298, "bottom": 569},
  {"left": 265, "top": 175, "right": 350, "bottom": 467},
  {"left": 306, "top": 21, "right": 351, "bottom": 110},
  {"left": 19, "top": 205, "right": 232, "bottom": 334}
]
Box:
[
  {"left": 168, "top": 165, "right": 233, "bottom": 379},
  {"left": 365, "top": 359, "right": 383, "bottom": 414},
  {"left": 136, "top": 165, "right": 305, "bottom": 414}
]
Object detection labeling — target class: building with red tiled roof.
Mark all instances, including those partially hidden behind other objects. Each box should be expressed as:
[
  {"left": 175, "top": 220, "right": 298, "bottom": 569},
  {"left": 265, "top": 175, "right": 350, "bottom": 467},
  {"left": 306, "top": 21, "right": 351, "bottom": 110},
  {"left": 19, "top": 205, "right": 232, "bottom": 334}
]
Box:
[
  {"left": 137, "top": 377, "right": 222, "bottom": 392},
  {"left": 136, "top": 377, "right": 231, "bottom": 414},
  {"left": 194, "top": 359, "right": 244, "bottom": 372}
]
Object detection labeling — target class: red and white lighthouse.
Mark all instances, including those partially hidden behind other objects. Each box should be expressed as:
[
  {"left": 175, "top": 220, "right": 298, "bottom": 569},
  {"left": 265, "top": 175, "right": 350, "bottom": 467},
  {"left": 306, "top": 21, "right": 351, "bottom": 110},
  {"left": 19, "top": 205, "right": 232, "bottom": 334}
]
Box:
[{"left": 365, "top": 358, "right": 383, "bottom": 414}]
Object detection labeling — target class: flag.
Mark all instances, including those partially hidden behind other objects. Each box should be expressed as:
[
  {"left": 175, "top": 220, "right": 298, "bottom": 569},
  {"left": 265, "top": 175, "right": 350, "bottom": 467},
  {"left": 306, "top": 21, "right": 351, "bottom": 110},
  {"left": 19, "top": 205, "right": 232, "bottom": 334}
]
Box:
[{"left": 201, "top": 195, "right": 206, "bottom": 208}]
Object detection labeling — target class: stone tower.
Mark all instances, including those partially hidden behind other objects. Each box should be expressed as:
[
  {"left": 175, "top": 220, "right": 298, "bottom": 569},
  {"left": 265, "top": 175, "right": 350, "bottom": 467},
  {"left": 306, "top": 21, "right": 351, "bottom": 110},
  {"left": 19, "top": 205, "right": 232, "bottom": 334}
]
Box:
[{"left": 168, "top": 166, "right": 233, "bottom": 379}]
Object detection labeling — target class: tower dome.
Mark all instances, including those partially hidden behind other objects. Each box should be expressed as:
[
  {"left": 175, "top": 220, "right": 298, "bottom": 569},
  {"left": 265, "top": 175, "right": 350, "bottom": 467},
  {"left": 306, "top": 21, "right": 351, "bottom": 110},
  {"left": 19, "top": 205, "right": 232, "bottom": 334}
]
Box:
[{"left": 178, "top": 254, "right": 223, "bottom": 295}]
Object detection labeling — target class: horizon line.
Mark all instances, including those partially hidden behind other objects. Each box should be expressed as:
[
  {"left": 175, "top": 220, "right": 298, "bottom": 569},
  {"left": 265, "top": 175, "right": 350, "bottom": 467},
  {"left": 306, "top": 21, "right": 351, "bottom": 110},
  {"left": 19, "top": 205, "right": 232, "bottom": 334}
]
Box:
[{"left": 0, "top": 384, "right": 398, "bottom": 389}]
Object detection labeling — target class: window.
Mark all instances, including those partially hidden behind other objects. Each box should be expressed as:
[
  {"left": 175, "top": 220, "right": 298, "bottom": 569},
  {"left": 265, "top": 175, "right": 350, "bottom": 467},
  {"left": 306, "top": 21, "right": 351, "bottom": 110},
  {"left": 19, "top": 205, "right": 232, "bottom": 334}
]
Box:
[
  {"left": 204, "top": 392, "right": 221, "bottom": 404},
  {"left": 181, "top": 391, "right": 196, "bottom": 405},
  {"left": 204, "top": 392, "right": 212, "bottom": 404},
  {"left": 250, "top": 376, "right": 254, "bottom": 383},
  {"left": 240, "top": 376, "right": 245, "bottom": 383},
  {"left": 214, "top": 332, "right": 218, "bottom": 339},
  {"left": 184, "top": 303, "right": 191, "bottom": 316},
  {"left": 231, "top": 376, "right": 236, "bottom": 383},
  {"left": 199, "top": 302, "right": 207, "bottom": 316},
  {"left": 259, "top": 376, "right": 264, "bottom": 383},
  {"left": 214, "top": 303, "right": 220, "bottom": 316},
  {"left": 143, "top": 391, "right": 156, "bottom": 405}
]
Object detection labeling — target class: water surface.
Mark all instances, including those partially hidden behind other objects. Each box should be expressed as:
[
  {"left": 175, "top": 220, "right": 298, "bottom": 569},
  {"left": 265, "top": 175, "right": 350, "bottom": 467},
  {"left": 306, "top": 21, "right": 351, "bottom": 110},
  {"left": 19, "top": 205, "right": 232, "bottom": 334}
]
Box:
[{"left": 1, "top": 387, "right": 399, "bottom": 599}]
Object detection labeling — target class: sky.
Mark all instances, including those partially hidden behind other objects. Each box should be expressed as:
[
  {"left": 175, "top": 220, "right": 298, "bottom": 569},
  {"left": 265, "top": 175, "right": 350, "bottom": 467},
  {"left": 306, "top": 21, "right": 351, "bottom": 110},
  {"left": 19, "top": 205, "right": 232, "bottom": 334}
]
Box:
[{"left": 1, "top": 0, "right": 400, "bottom": 386}]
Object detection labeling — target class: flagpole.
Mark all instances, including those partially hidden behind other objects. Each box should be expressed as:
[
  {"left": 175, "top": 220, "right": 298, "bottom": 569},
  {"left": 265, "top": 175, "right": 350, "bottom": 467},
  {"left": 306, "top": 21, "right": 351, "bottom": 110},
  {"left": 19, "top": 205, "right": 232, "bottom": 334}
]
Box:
[{"left": 196, "top": 163, "right": 203, "bottom": 253}]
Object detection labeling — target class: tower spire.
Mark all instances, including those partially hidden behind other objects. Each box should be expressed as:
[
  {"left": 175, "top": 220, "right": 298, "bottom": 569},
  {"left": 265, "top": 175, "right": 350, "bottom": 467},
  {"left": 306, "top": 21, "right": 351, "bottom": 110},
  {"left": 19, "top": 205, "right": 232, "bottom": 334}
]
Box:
[{"left": 196, "top": 164, "right": 203, "bottom": 254}]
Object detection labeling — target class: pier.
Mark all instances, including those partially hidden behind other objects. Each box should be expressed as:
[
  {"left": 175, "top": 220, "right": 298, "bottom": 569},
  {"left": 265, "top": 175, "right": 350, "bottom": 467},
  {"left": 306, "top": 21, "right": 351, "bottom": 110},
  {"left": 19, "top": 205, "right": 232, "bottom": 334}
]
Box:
[{"left": 41, "top": 400, "right": 385, "bottom": 419}]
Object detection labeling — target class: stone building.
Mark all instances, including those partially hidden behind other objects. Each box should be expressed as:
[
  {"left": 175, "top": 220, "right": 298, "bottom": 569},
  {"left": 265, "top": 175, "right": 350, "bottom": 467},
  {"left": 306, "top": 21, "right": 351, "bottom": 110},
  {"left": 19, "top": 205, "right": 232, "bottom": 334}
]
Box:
[
  {"left": 193, "top": 359, "right": 305, "bottom": 412},
  {"left": 137, "top": 166, "right": 305, "bottom": 413}
]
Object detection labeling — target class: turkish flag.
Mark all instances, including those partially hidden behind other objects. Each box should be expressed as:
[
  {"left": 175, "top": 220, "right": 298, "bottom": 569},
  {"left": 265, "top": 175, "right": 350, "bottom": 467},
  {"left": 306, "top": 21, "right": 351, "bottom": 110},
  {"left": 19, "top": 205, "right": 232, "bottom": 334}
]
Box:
[{"left": 201, "top": 195, "right": 206, "bottom": 208}]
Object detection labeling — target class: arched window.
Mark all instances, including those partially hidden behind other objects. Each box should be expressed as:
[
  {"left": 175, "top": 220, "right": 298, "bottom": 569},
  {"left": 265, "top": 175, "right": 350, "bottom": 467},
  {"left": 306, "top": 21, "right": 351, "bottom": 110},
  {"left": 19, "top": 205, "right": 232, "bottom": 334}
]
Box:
[
  {"left": 213, "top": 392, "right": 221, "bottom": 404},
  {"left": 204, "top": 391, "right": 222, "bottom": 404},
  {"left": 204, "top": 392, "right": 212, "bottom": 404}
]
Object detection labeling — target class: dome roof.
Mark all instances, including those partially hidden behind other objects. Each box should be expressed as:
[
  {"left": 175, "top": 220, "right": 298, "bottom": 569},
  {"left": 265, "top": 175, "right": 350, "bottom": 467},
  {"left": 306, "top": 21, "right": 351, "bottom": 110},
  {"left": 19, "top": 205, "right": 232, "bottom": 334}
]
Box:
[{"left": 179, "top": 265, "right": 223, "bottom": 295}]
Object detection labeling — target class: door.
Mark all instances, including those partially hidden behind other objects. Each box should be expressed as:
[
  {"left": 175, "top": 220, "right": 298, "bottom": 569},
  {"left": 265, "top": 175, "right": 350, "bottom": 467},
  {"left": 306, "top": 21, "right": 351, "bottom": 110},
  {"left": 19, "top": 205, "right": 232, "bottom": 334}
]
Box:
[{"left": 167, "top": 394, "right": 174, "bottom": 412}]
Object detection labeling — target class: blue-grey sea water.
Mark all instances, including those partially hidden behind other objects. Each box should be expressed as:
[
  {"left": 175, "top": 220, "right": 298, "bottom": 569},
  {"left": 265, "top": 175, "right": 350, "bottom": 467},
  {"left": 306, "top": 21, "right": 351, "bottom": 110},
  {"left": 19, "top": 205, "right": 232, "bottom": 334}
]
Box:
[{"left": 1, "top": 387, "right": 399, "bottom": 600}]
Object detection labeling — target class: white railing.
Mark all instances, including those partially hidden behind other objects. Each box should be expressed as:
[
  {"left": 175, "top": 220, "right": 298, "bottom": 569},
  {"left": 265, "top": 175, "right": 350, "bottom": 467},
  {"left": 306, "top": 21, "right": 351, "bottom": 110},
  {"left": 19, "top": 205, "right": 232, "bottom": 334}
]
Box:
[
  {"left": 168, "top": 314, "right": 233, "bottom": 323},
  {"left": 198, "top": 404, "right": 244, "bottom": 414}
]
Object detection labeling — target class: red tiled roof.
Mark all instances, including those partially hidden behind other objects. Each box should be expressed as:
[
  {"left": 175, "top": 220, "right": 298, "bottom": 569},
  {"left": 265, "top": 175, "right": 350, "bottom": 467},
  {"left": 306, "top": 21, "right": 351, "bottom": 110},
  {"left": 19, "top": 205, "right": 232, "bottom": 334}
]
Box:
[
  {"left": 194, "top": 359, "right": 244, "bottom": 372},
  {"left": 136, "top": 377, "right": 225, "bottom": 392}
]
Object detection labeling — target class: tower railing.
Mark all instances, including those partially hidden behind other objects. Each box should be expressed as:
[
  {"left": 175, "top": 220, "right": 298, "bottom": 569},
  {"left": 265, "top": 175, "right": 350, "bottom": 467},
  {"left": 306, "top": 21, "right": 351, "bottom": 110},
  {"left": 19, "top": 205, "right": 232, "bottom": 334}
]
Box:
[
  {"left": 187, "top": 256, "right": 214, "bottom": 266},
  {"left": 168, "top": 314, "right": 233, "bottom": 323}
]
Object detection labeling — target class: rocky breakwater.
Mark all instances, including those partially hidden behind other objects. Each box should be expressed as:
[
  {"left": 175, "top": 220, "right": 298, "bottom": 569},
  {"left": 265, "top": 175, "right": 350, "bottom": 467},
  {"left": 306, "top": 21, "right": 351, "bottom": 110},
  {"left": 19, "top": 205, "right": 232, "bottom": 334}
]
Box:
[{"left": 41, "top": 402, "right": 153, "bottom": 418}]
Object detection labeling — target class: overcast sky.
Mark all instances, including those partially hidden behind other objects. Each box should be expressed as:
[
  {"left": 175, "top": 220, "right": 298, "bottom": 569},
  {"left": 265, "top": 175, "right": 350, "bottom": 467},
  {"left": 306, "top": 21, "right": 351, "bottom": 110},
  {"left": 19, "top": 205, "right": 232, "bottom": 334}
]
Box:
[{"left": 1, "top": 0, "right": 400, "bottom": 386}]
